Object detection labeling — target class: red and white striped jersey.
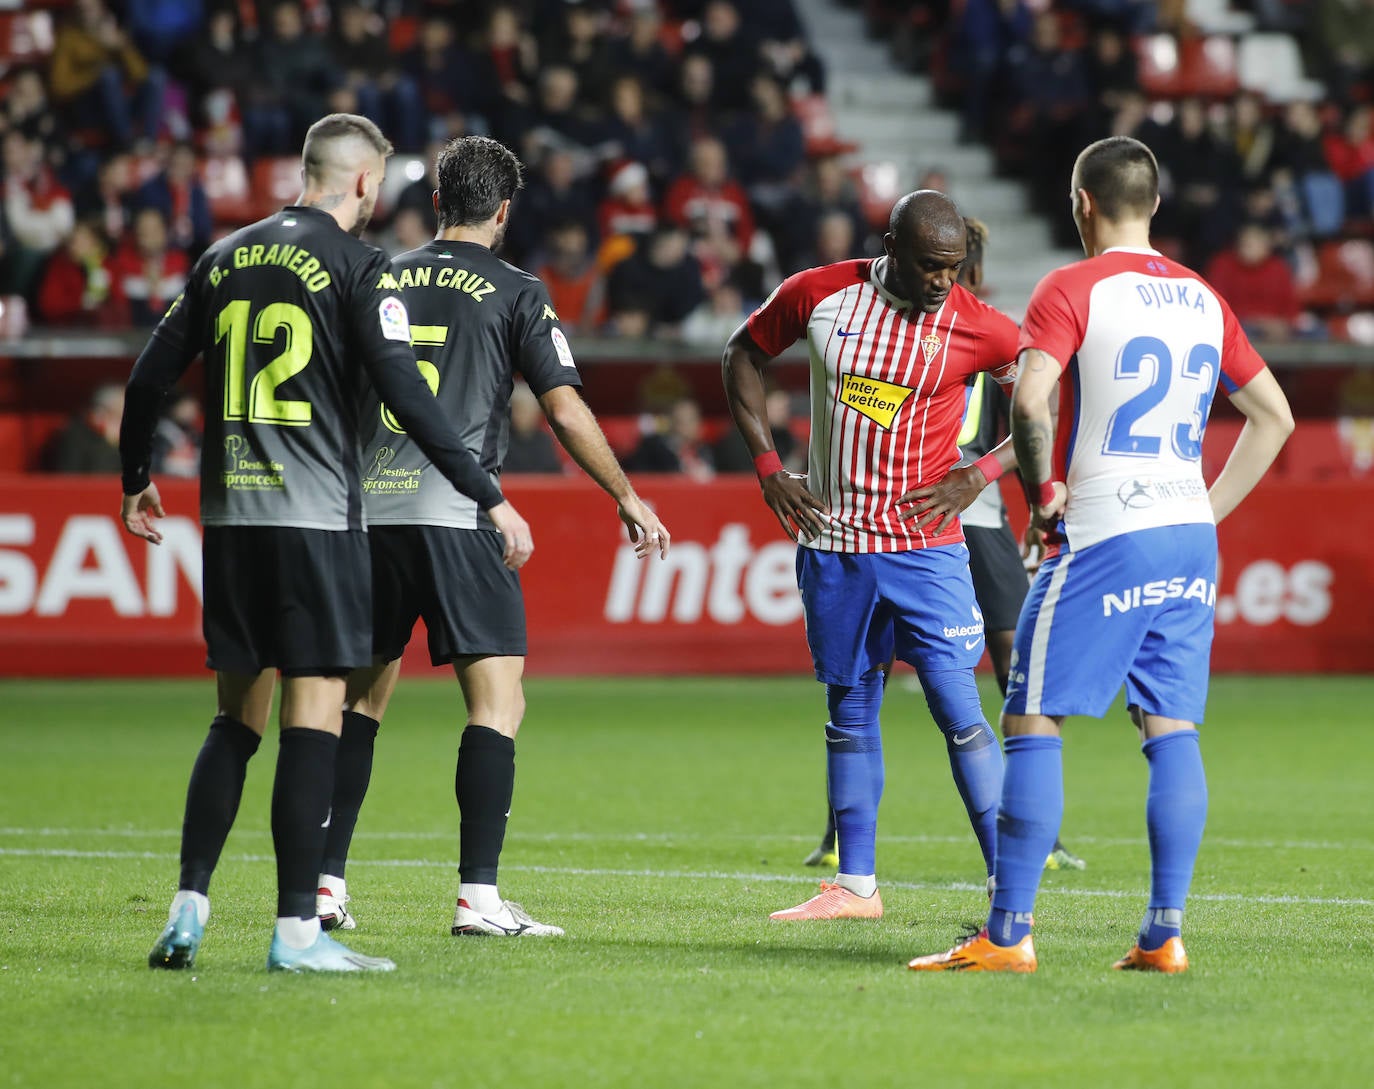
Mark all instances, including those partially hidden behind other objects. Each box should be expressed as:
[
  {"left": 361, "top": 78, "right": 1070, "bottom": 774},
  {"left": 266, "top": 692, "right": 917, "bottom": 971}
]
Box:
[
  {"left": 1018, "top": 247, "right": 1267, "bottom": 551},
  {"left": 747, "top": 257, "right": 1019, "bottom": 553}
]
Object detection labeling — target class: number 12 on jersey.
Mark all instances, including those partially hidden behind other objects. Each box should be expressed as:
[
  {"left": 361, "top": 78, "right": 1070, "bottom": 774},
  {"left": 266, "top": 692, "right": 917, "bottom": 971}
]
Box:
[
  {"left": 1102, "top": 335, "right": 1219, "bottom": 461},
  {"left": 217, "top": 299, "right": 314, "bottom": 426}
]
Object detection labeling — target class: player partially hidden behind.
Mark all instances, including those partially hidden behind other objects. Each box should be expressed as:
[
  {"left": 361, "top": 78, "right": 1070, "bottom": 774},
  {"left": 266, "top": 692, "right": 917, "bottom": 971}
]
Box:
[
  {"left": 120, "top": 114, "right": 534, "bottom": 974},
  {"left": 314, "top": 136, "right": 669, "bottom": 939},
  {"left": 803, "top": 217, "right": 1085, "bottom": 875},
  {"left": 725, "top": 190, "right": 1023, "bottom": 922},
  {"left": 909, "top": 136, "right": 1293, "bottom": 973}
]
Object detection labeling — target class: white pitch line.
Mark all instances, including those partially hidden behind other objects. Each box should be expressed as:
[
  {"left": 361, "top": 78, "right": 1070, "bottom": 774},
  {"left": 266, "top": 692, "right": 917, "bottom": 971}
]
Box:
[
  {"left": 1, "top": 846, "right": 1370, "bottom": 908},
  {"left": 0, "top": 827, "right": 1370, "bottom": 851}
]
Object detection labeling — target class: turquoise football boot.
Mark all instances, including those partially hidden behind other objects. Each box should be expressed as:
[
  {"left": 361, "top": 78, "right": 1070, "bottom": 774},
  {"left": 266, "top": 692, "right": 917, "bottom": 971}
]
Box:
[
  {"left": 148, "top": 901, "right": 204, "bottom": 970},
  {"left": 267, "top": 930, "right": 396, "bottom": 973}
]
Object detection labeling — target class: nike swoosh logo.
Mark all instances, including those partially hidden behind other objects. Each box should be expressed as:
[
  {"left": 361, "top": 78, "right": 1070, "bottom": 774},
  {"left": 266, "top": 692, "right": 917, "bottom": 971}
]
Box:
[
  {"left": 964, "top": 637, "right": 982, "bottom": 649},
  {"left": 836, "top": 328, "right": 861, "bottom": 337},
  {"left": 952, "top": 729, "right": 982, "bottom": 746},
  {"left": 481, "top": 916, "right": 530, "bottom": 935}
]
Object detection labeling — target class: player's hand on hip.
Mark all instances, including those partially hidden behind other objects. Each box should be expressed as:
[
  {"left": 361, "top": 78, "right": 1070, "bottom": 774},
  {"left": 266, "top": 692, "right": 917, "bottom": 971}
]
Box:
[
  {"left": 619, "top": 496, "right": 670, "bottom": 560},
  {"left": 896, "top": 465, "right": 985, "bottom": 535},
  {"left": 1028, "top": 482, "right": 1068, "bottom": 544},
  {"left": 488, "top": 500, "right": 534, "bottom": 570},
  {"left": 120, "top": 484, "right": 166, "bottom": 545},
  {"left": 761, "top": 471, "right": 826, "bottom": 542}
]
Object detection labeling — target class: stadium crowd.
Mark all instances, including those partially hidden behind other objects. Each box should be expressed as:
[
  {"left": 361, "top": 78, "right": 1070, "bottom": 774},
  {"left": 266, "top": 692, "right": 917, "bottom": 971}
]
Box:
[
  {"left": 865, "top": 0, "right": 1374, "bottom": 341},
  {"left": 0, "top": 0, "right": 862, "bottom": 344}
]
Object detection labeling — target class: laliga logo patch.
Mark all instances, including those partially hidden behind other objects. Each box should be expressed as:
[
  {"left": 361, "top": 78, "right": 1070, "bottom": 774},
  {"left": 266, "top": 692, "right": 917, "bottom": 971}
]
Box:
[
  {"left": 551, "top": 327, "right": 576, "bottom": 369},
  {"left": 921, "top": 332, "right": 943, "bottom": 364},
  {"left": 378, "top": 297, "right": 411, "bottom": 343},
  {"left": 839, "top": 372, "right": 915, "bottom": 430}
]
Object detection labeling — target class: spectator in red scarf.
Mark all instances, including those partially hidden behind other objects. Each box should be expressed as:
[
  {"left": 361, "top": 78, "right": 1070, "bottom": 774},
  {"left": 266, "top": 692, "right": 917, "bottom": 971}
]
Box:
[
  {"left": 1, "top": 131, "right": 75, "bottom": 297},
  {"left": 37, "top": 219, "right": 119, "bottom": 326},
  {"left": 110, "top": 206, "right": 188, "bottom": 327},
  {"left": 1323, "top": 106, "right": 1374, "bottom": 217},
  {"left": 598, "top": 161, "right": 657, "bottom": 243}
]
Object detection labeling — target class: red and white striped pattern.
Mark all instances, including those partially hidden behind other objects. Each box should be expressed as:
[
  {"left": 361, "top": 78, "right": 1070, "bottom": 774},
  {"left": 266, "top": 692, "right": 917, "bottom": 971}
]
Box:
[{"left": 747, "top": 258, "right": 1018, "bottom": 554}]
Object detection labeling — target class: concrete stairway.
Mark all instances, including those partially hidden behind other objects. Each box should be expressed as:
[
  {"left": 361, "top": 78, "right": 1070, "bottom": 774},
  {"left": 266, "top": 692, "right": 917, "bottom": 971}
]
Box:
[{"left": 793, "top": 0, "right": 1083, "bottom": 316}]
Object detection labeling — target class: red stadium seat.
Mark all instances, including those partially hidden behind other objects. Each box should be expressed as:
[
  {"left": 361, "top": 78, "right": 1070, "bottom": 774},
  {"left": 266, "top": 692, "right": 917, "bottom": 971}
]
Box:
[
  {"left": 0, "top": 11, "right": 55, "bottom": 65},
  {"left": 202, "top": 155, "right": 256, "bottom": 226},
  {"left": 793, "top": 95, "right": 857, "bottom": 157},
  {"left": 1282, "top": 420, "right": 1372, "bottom": 481},
  {"left": 1136, "top": 34, "right": 1184, "bottom": 98},
  {"left": 855, "top": 162, "right": 901, "bottom": 231},
  {"left": 1300, "top": 240, "right": 1374, "bottom": 311},
  {"left": 598, "top": 416, "right": 651, "bottom": 458},
  {"left": 1180, "top": 36, "right": 1239, "bottom": 98},
  {"left": 0, "top": 411, "right": 67, "bottom": 471},
  {"left": 250, "top": 158, "right": 304, "bottom": 221}
]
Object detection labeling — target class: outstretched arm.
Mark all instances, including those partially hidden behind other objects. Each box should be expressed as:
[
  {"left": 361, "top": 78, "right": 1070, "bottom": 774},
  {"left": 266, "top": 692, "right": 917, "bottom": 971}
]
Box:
[
  {"left": 723, "top": 323, "right": 826, "bottom": 541},
  {"left": 540, "top": 385, "right": 669, "bottom": 559}
]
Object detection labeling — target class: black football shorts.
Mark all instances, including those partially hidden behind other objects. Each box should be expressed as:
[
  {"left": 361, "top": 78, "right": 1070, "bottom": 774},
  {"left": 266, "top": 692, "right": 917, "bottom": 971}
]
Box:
[
  {"left": 369, "top": 525, "right": 526, "bottom": 665},
  {"left": 201, "top": 525, "right": 371, "bottom": 676},
  {"left": 964, "top": 522, "right": 1031, "bottom": 635}
]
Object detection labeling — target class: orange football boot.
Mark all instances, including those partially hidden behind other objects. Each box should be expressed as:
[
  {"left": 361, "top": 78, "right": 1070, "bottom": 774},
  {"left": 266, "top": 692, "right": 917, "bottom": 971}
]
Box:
[
  {"left": 1113, "top": 936, "right": 1188, "bottom": 973},
  {"left": 769, "top": 882, "right": 883, "bottom": 921},
  {"left": 907, "top": 928, "right": 1037, "bottom": 972}
]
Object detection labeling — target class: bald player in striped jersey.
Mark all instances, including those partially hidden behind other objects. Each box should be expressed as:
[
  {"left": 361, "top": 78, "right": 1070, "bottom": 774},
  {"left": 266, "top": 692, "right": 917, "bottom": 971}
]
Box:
[{"left": 724, "top": 190, "right": 1022, "bottom": 921}]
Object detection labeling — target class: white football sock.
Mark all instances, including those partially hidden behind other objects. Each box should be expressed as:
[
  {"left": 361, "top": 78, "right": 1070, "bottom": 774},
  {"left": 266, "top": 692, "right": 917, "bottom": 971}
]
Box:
[
  {"left": 275, "top": 915, "right": 321, "bottom": 950},
  {"left": 169, "top": 889, "right": 210, "bottom": 927},
  {"left": 318, "top": 873, "right": 347, "bottom": 898},
  {"left": 835, "top": 873, "right": 877, "bottom": 898},
  {"left": 459, "top": 882, "right": 501, "bottom": 914}
]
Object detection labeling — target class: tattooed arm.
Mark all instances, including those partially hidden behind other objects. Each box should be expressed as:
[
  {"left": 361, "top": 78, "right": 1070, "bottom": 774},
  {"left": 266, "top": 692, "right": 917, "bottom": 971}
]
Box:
[{"left": 1010, "top": 348, "right": 1067, "bottom": 522}]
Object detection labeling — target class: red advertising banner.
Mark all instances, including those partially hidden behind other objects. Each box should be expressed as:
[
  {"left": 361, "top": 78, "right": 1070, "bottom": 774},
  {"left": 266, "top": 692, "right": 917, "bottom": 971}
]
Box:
[{"left": 0, "top": 473, "right": 1369, "bottom": 677}]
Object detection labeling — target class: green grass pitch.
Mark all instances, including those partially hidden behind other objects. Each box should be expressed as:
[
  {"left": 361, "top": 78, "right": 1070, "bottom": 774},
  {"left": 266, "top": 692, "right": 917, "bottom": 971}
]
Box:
[{"left": 1, "top": 674, "right": 1371, "bottom": 1089}]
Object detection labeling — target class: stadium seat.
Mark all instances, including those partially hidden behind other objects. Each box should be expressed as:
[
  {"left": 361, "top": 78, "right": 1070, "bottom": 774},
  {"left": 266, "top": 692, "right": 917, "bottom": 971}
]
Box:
[
  {"left": 1185, "top": 0, "right": 1256, "bottom": 33},
  {"left": 856, "top": 161, "right": 901, "bottom": 231},
  {"left": 1180, "top": 36, "right": 1239, "bottom": 98},
  {"left": 1237, "top": 34, "right": 1324, "bottom": 102},
  {"left": 1136, "top": 34, "right": 1184, "bottom": 98},
  {"left": 0, "top": 11, "right": 55, "bottom": 64},
  {"left": 793, "top": 95, "right": 856, "bottom": 157},
  {"left": 202, "top": 155, "right": 256, "bottom": 226},
  {"left": 1282, "top": 420, "right": 1367, "bottom": 480},
  {"left": 598, "top": 416, "right": 651, "bottom": 458},
  {"left": 1300, "top": 172, "right": 1346, "bottom": 238},
  {"left": 1300, "top": 240, "right": 1374, "bottom": 311},
  {"left": 250, "top": 158, "right": 305, "bottom": 221}
]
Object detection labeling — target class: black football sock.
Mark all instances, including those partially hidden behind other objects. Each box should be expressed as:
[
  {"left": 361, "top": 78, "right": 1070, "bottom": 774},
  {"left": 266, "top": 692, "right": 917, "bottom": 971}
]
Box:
[
  {"left": 178, "top": 714, "right": 262, "bottom": 895},
  {"left": 455, "top": 726, "right": 515, "bottom": 886},
  {"left": 319, "top": 710, "right": 380, "bottom": 879},
  {"left": 271, "top": 727, "right": 339, "bottom": 919}
]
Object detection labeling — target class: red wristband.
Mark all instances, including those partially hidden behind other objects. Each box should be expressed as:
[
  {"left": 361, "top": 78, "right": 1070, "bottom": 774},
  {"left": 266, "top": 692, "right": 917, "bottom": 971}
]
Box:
[
  {"left": 1035, "top": 480, "right": 1060, "bottom": 507},
  {"left": 972, "top": 452, "right": 1002, "bottom": 485},
  {"left": 754, "top": 450, "right": 784, "bottom": 479}
]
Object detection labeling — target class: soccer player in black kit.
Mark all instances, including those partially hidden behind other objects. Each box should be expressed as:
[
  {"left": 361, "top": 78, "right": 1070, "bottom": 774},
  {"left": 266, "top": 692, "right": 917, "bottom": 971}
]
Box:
[
  {"left": 312, "top": 136, "right": 669, "bottom": 938},
  {"left": 119, "top": 114, "right": 535, "bottom": 973}
]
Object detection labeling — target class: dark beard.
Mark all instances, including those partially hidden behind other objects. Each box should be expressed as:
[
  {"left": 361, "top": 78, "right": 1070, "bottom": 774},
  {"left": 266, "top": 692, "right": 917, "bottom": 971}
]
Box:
[{"left": 490, "top": 221, "right": 507, "bottom": 253}]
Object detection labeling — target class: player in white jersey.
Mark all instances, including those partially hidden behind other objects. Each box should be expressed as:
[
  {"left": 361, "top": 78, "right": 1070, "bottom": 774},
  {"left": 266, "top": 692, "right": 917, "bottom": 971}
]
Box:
[{"left": 910, "top": 136, "right": 1294, "bottom": 973}]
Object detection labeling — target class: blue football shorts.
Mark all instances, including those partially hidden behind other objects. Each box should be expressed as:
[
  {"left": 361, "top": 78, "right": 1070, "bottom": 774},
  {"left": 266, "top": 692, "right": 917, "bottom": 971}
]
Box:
[
  {"left": 795, "top": 544, "right": 984, "bottom": 685},
  {"left": 1003, "top": 523, "right": 1218, "bottom": 723}
]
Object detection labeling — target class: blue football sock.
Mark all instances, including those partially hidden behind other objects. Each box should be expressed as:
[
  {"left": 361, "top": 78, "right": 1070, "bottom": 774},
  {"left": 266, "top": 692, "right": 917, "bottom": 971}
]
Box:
[
  {"left": 825, "top": 671, "right": 886, "bottom": 877},
  {"left": 919, "top": 668, "right": 1003, "bottom": 875},
  {"left": 1140, "top": 729, "right": 1207, "bottom": 950},
  {"left": 987, "top": 734, "right": 1063, "bottom": 946}
]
